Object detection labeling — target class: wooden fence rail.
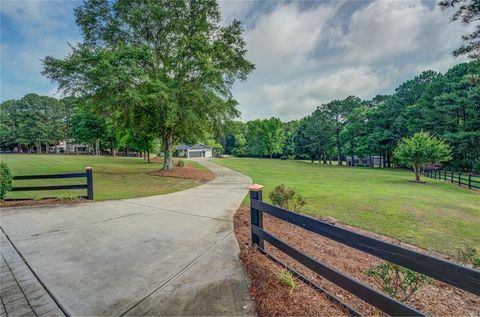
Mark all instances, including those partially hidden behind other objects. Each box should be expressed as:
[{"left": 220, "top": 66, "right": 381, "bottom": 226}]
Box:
[
  {"left": 9, "top": 167, "right": 94, "bottom": 200},
  {"left": 422, "top": 169, "right": 480, "bottom": 189},
  {"left": 248, "top": 185, "right": 480, "bottom": 317}
]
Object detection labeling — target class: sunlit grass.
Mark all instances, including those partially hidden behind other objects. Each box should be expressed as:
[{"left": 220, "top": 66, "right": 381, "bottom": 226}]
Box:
[
  {"left": 214, "top": 158, "right": 480, "bottom": 256},
  {"left": 0, "top": 154, "right": 204, "bottom": 201}
]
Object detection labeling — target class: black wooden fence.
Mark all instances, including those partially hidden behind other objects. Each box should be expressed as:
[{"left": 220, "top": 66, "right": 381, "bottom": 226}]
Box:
[
  {"left": 9, "top": 167, "right": 94, "bottom": 200},
  {"left": 422, "top": 169, "right": 480, "bottom": 189},
  {"left": 248, "top": 185, "right": 480, "bottom": 317}
]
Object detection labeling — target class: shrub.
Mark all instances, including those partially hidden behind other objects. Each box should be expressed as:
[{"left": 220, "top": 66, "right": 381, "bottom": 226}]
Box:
[
  {"left": 0, "top": 162, "right": 12, "bottom": 200},
  {"left": 276, "top": 269, "right": 296, "bottom": 293},
  {"left": 364, "top": 262, "right": 429, "bottom": 301},
  {"left": 177, "top": 160, "right": 185, "bottom": 167},
  {"left": 269, "top": 184, "right": 307, "bottom": 212},
  {"left": 457, "top": 245, "right": 480, "bottom": 269}
]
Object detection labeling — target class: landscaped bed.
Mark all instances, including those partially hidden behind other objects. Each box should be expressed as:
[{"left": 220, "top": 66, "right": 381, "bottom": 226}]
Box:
[{"left": 234, "top": 205, "right": 480, "bottom": 316}]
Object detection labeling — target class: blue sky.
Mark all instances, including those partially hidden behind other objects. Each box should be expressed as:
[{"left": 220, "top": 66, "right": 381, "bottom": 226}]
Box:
[{"left": 1, "top": 0, "right": 467, "bottom": 120}]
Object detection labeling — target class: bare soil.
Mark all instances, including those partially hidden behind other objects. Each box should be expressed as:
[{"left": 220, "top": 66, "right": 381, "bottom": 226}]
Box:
[
  {"left": 234, "top": 205, "right": 480, "bottom": 316},
  {"left": 0, "top": 198, "right": 87, "bottom": 208},
  {"left": 148, "top": 166, "right": 215, "bottom": 182}
]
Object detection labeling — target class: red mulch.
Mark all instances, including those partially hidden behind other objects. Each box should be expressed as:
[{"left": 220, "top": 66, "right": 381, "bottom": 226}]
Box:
[
  {"left": 0, "top": 198, "right": 87, "bottom": 208},
  {"left": 234, "top": 206, "right": 480, "bottom": 316},
  {"left": 148, "top": 166, "right": 215, "bottom": 182}
]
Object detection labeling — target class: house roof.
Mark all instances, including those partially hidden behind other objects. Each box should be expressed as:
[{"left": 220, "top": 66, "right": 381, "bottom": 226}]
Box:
[{"left": 175, "top": 144, "right": 212, "bottom": 151}]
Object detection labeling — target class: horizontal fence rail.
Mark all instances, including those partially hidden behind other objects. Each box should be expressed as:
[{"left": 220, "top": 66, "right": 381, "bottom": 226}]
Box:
[
  {"left": 248, "top": 185, "right": 480, "bottom": 317},
  {"left": 9, "top": 167, "right": 94, "bottom": 200},
  {"left": 422, "top": 169, "right": 480, "bottom": 189}
]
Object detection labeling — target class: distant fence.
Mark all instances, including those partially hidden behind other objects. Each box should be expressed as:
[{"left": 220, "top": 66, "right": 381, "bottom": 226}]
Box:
[
  {"left": 248, "top": 185, "right": 480, "bottom": 317},
  {"left": 422, "top": 169, "right": 480, "bottom": 189},
  {"left": 9, "top": 167, "right": 94, "bottom": 200}
]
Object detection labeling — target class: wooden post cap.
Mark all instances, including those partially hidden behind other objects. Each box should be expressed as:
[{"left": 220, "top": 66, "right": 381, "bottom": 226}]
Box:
[
  {"left": 86, "top": 166, "right": 93, "bottom": 170},
  {"left": 248, "top": 184, "right": 264, "bottom": 192}
]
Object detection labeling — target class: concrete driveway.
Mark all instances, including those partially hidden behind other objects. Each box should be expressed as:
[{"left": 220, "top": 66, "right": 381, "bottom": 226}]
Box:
[{"left": 0, "top": 160, "right": 254, "bottom": 316}]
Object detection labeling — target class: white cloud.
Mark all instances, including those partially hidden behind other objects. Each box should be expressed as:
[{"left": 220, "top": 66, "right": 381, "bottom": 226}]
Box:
[
  {"left": 237, "top": 67, "right": 392, "bottom": 121},
  {"left": 339, "top": 1, "right": 431, "bottom": 63},
  {"left": 245, "top": 2, "right": 338, "bottom": 76}
]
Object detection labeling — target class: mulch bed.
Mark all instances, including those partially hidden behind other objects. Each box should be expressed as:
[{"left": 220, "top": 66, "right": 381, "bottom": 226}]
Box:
[
  {"left": 0, "top": 198, "right": 87, "bottom": 208},
  {"left": 234, "top": 205, "right": 480, "bottom": 316},
  {"left": 148, "top": 166, "right": 215, "bottom": 182}
]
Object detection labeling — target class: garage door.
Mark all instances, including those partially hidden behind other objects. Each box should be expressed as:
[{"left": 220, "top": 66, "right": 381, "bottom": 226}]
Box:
[{"left": 188, "top": 150, "right": 203, "bottom": 158}]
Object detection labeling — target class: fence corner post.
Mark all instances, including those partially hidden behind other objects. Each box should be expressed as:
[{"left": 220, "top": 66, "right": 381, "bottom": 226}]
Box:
[
  {"left": 86, "top": 166, "right": 93, "bottom": 200},
  {"left": 249, "top": 183, "right": 264, "bottom": 249},
  {"left": 468, "top": 173, "right": 472, "bottom": 189}
]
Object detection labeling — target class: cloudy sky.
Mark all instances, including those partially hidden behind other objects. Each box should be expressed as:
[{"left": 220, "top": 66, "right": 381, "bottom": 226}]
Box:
[{"left": 1, "top": 0, "right": 467, "bottom": 121}]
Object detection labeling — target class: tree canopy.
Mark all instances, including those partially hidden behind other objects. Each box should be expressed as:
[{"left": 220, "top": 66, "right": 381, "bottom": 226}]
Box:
[
  {"left": 42, "top": 0, "right": 254, "bottom": 169},
  {"left": 393, "top": 132, "right": 452, "bottom": 181}
]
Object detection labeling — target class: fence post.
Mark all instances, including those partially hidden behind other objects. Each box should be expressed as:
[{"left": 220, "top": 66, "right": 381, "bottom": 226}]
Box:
[
  {"left": 86, "top": 167, "right": 93, "bottom": 200},
  {"left": 249, "top": 184, "right": 264, "bottom": 249},
  {"left": 458, "top": 172, "right": 461, "bottom": 186},
  {"left": 444, "top": 170, "right": 447, "bottom": 181},
  {"left": 468, "top": 174, "right": 472, "bottom": 189},
  {"left": 451, "top": 171, "right": 454, "bottom": 183}
]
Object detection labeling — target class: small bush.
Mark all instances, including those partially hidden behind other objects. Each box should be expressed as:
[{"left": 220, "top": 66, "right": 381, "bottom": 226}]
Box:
[
  {"left": 0, "top": 162, "right": 13, "bottom": 200},
  {"left": 177, "top": 160, "right": 185, "bottom": 167},
  {"left": 276, "top": 269, "right": 296, "bottom": 293},
  {"left": 457, "top": 245, "right": 480, "bottom": 269},
  {"left": 364, "top": 262, "right": 429, "bottom": 301},
  {"left": 269, "top": 184, "right": 307, "bottom": 212}
]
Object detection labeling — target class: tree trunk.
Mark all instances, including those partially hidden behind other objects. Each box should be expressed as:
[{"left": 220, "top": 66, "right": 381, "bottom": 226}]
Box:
[
  {"left": 387, "top": 152, "right": 391, "bottom": 168},
  {"left": 163, "top": 134, "right": 174, "bottom": 170},
  {"left": 336, "top": 131, "right": 342, "bottom": 166},
  {"left": 414, "top": 166, "right": 421, "bottom": 181},
  {"left": 147, "top": 139, "right": 150, "bottom": 163},
  {"left": 95, "top": 139, "right": 100, "bottom": 156},
  {"left": 66, "top": 140, "right": 70, "bottom": 155},
  {"left": 76, "top": 145, "right": 79, "bottom": 155},
  {"left": 270, "top": 153, "right": 273, "bottom": 159}
]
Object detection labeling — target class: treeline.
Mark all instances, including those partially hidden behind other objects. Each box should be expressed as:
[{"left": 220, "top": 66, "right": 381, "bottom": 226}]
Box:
[
  {"left": 220, "top": 61, "right": 480, "bottom": 171},
  {"left": 0, "top": 94, "right": 159, "bottom": 156},
  {"left": 1, "top": 61, "right": 479, "bottom": 171}
]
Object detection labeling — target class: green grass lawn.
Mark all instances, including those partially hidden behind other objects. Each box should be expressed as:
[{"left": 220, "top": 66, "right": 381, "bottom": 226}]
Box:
[
  {"left": 1, "top": 154, "right": 204, "bottom": 201},
  {"left": 214, "top": 158, "right": 480, "bottom": 256}
]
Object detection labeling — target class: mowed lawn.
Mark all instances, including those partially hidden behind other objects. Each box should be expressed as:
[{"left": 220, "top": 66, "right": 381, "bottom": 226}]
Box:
[
  {"left": 1, "top": 154, "right": 204, "bottom": 201},
  {"left": 215, "top": 158, "right": 480, "bottom": 256}
]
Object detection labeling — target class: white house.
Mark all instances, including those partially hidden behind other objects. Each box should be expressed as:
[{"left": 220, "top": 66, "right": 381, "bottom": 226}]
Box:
[
  {"left": 175, "top": 144, "right": 213, "bottom": 158},
  {"left": 49, "top": 141, "right": 92, "bottom": 154}
]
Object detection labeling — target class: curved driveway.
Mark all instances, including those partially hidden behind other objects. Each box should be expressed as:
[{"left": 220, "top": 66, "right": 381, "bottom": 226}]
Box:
[{"left": 0, "top": 160, "right": 254, "bottom": 316}]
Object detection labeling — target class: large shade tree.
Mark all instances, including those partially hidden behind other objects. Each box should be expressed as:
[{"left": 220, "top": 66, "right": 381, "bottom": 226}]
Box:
[{"left": 43, "top": 0, "right": 254, "bottom": 170}]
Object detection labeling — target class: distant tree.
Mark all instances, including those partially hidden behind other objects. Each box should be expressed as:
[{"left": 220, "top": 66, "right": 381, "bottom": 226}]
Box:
[
  {"left": 295, "top": 110, "right": 334, "bottom": 163},
  {"left": 440, "top": 0, "right": 480, "bottom": 59},
  {"left": 394, "top": 132, "right": 452, "bottom": 181},
  {"left": 70, "top": 107, "right": 106, "bottom": 155},
  {"left": 42, "top": 0, "right": 254, "bottom": 170},
  {"left": 321, "top": 96, "right": 362, "bottom": 165},
  {"left": 263, "top": 118, "right": 285, "bottom": 159},
  {"left": 0, "top": 94, "right": 67, "bottom": 153},
  {"left": 282, "top": 120, "right": 300, "bottom": 158}
]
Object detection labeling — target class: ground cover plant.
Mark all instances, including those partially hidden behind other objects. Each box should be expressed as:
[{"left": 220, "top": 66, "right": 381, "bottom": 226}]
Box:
[
  {"left": 0, "top": 154, "right": 208, "bottom": 201},
  {"left": 216, "top": 158, "right": 480, "bottom": 256}
]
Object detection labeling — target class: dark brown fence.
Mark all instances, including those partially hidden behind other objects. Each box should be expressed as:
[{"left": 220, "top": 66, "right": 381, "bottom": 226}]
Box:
[
  {"left": 248, "top": 185, "right": 480, "bottom": 317},
  {"left": 9, "top": 167, "right": 94, "bottom": 200},
  {"left": 422, "top": 169, "right": 480, "bottom": 189}
]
